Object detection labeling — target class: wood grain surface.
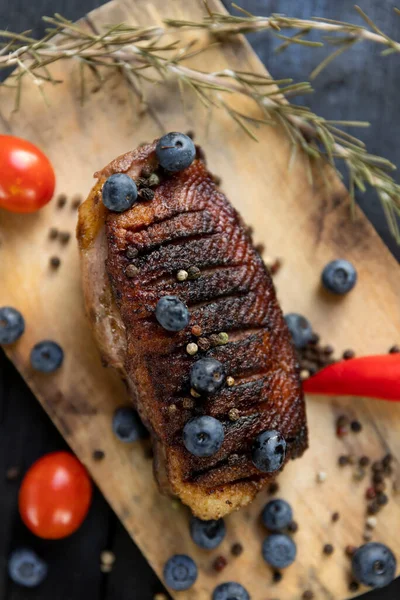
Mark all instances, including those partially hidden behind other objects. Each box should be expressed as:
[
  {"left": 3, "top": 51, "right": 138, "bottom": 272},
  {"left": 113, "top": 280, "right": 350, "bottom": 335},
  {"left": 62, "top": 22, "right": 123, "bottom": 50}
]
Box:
[{"left": 0, "top": 1, "right": 399, "bottom": 599}]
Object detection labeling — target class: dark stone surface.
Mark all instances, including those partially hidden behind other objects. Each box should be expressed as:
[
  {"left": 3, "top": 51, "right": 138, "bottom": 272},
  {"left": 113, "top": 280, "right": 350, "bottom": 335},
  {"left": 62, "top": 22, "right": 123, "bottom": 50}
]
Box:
[{"left": 0, "top": 1, "right": 398, "bottom": 599}]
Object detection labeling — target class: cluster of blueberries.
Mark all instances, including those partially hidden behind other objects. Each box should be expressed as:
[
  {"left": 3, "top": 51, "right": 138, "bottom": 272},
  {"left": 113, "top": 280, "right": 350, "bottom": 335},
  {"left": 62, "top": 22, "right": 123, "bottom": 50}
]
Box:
[{"left": 162, "top": 499, "right": 397, "bottom": 595}]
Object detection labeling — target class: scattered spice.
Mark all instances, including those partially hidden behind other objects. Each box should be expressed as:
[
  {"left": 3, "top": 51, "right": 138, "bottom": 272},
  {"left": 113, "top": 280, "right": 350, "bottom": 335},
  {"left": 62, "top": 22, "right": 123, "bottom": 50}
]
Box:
[
  {"left": 302, "top": 591, "right": 314, "bottom": 600},
  {"left": 323, "top": 345, "right": 334, "bottom": 355},
  {"left": 287, "top": 520, "right": 298, "bottom": 533},
  {"left": 216, "top": 332, "right": 229, "bottom": 345},
  {"left": 147, "top": 173, "right": 160, "bottom": 187},
  {"left": 331, "top": 512, "right": 340, "bottom": 523},
  {"left": 373, "top": 472, "right": 384, "bottom": 485},
  {"left": 5, "top": 466, "right": 20, "bottom": 481},
  {"left": 367, "top": 502, "right": 380, "bottom": 515},
  {"left": 389, "top": 344, "right": 400, "bottom": 354},
  {"left": 92, "top": 450, "right": 105, "bottom": 461},
  {"left": 50, "top": 256, "right": 61, "bottom": 269},
  {"left": 141, "top": 164, "right": 154, "bottom": 178},
  {"left": 125, "top": 264, "right": 139, "bottom": 278},
  {"left": 197, "top": 337, "right": 211, "bottom": 351},
  {"left": 382, "top": 453, "right": 393, "bottom": 467},
  {"left": 353, "top": 467, "right": 366, "bottom": 481},
  {"left": 300, "top": 369, "right": 310, "bottom": 381},
  {"left": 343, "top": 349, "right": 355, "bottom": 360},
  {"left": 348, "top": 454, "right": 357, "bottom": 466},
  {"left": 168, "top": 404, "right": 177, "bottom": 415},
  {"left": 372, "top": 461, "right": 383, "bottom": 473},
  {"left": 376, "top": 493, "right": 388, "bottom": 506},
  {"left": 183, "top": 398, "right": 194, "bottom": 410},
  {"left": 177, "top": 269, "right": 188, "bottom": 282},
  {"left": 100, "top": 564, "right": 112, "bottom": 574},
  {"left": 59, "top": 231, "right": 71, "bottom": 244},
  {"left": 49, "top": 227, "right": 58, "bottom": 240},
  {"left": 191, "top": 325, "right": 202, "bottom": 337},
  {"left": 57, "top": 194, "right": 67, "bottom": 208},
  {"left": 228, "top": 408, "right": 240, "bottom": 422},
  {"left": 228, "top": 454, "right": 240, "bottom": 466},
  {"left": 126, "top": 246, "right": 138, "bottom": 259},
  {"left": 366, "top": 516, "right": 377, "bottom": 529},
  {"left": 71, "top": 195, "right": 82, "bottom": 210},
  {"left": 349, "top": 581, "right": 359, "bottom": 592},
  {"left": 366, "top": 487, "right": 376, "bottom": 500},
  {"left": 231, "top": 543, "right": 243, "bottom": 557},
  {"left": 270, "top": 258, "right": 282, "bottom": 275},
  {"left": 139, "top": 187, "right": 155, "bottom": 201},
  {"left": 101, "top": 551, "right": 116, "bottom": 566},
  {"left": 316, "top": 471, "right": 327, "bottom": 483},
  {"left": 154, "top": 594, "right": 168, "bottom": 600},
  {"left": 268, "top": 482, "right": 279, "bottom": 495},
  {"left": 186, "top": 342, "right": 198, "bottom": 356},
  {"left": 213, "top": 556, "right": 227, "bottom": 572},
  {"left": 272, "top": 570, "right": 282, "bottom": 583},
  {"left": 350, "top": 420, "right": 362, "bottom": 433},
  {"left": 187, "top": 266, "right": 201, "bottom": 280},
  {"left": 226, "top": 376, "right": 235, "bottom": 387},
  {"left": 363, "top": 530, "right": 373, "bottom": 542},
  {"left": 359, "top": 456, "right": 370, "bottom": 468},
  {"left": 345, "top": 545, "right": 357, "bottom": 557},
  {"left": 374, "top": 481, "right": 386, "bottom": 494},
  {"left": 190, "top": 388, "right": 201, "bottom": 398},
  {"left": 323, "top": 544, "right": 334, "bottom": 556},
  {"left": 255, "top": 243, "right": 265, "bottom": 255},
  {"left": 338, "top": 455, "right": 349, "bottom": 467}
]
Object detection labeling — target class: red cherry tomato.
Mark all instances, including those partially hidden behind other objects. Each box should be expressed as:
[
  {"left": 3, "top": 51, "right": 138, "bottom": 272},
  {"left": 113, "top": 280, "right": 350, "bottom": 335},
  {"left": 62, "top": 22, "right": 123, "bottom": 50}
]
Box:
[
  {"left": 0, "top": 135, "right": 55, "bottom": 213},
  {"left": 19, "top": 451, "right": 92, "bottom": 539}
]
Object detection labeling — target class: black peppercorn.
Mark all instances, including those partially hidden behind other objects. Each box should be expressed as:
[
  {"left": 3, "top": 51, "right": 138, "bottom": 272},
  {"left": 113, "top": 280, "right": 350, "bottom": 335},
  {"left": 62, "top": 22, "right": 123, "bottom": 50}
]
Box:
[
  {"left": 350, "top": 420, "right": 362, "bottom": 433},
  {"left": 93, "top": 450, "right": 105, "bottom": 461},
  {"left": 323, "top": 544, "right": 334, "bottom": 556},
  {"left": 139, "top": 187, "right": 155, "bottom": 201},
  {"left": 50, "top": 256, "right": 61, "bottom": 269},
  {"left": 231, "top": 543, "right": 243, "bottom": 557},
  {"left": 272, "top": 570, "right": 282, "bottom": 583}
]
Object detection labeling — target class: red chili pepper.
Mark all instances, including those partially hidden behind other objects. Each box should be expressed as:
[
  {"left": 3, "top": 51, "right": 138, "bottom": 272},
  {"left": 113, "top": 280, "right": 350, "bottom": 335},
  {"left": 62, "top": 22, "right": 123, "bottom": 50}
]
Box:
[{"left": 303, "top": 354, "right": 400, "bottom": 401}]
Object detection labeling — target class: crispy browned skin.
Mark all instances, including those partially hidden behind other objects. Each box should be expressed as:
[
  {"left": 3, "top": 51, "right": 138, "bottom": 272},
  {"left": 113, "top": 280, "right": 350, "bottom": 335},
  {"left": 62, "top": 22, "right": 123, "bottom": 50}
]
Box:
[{"left": 77, "top": 140, "right": 307, "bottom": 519}]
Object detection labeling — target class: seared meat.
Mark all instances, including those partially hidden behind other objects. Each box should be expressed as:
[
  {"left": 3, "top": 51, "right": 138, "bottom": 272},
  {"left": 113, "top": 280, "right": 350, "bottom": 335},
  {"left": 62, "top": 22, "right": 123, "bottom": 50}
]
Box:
[{"left": 77, "top": 139, "right": 307, "bottom": 519}]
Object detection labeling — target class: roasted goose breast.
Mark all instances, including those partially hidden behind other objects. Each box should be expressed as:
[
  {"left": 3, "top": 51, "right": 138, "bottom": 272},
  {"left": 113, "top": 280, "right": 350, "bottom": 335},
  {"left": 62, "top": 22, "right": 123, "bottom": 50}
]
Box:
[{"left": 77, "top": 136, "right": 307, "bottom": 520}]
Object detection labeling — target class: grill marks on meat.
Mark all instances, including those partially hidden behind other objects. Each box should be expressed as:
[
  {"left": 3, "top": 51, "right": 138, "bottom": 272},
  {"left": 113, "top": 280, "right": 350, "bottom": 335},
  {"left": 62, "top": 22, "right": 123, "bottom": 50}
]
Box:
[
  {"left": 104, "top": 148, "right": 306, "bottom": 494},
  {"left": 80, "top": 140, "right": 307, "bottom": 518}
]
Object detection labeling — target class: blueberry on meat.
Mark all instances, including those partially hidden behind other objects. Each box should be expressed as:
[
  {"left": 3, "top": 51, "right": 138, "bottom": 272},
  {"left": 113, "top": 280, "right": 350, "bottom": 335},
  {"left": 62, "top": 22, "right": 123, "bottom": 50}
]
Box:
[
  {"left": 183, "top": 416, "right": 224, "bottom": 457},
  {"left": 252, "top": 430, "right": 286, "bottom": 473},
  {"left": 163, "top": 554, "right": 197, "bottom": 591},
  {"left": 30, "top": 341, "right": 64, "bottom": 373},
  {"left": 112, "top": 407, "right": 148, "bottom": 442},
  {"left": 0, "top": 307, "right": 25, "bottom": 344},
  {"left": 262, "top": 533, "right": 297, "bottom": 569},
  {"left": 262, "top": 499, "right": 293, "bottom": 532},
  {"left": 156, "top": 132, "right": 196, "bottom": 172},
  {"left": 352, "top": 542, "right": 396, "bottom": 588},
  {"left": 321, "top": 259, "right": 357, "bottom": 295},
  {"left": 155, "top": 296, "right": 190, "bottom": 332},
  {"left": 190, "top": 357, "right": 226, "bottom": 395},
  {"left": 284, "top": 313, "right": 313, "bottom": 349},
  {"left": 190, "top": 516, "right": 226, "bottom": 550},
  {"left": 102, "top": 173, "right": 138, "bottom": 213},
  {"left": 8, "top": 549, "right": 48, "bottom": 588},
  {"left": 212, "top": 581, "right": 250, "bottom": 600}
]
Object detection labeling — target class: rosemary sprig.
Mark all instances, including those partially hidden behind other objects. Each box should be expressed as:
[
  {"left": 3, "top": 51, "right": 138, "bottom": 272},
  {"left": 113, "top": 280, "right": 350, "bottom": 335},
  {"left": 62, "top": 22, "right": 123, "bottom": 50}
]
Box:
[{"left": 0, "top": 11, "right": 399, "bottom": 241}]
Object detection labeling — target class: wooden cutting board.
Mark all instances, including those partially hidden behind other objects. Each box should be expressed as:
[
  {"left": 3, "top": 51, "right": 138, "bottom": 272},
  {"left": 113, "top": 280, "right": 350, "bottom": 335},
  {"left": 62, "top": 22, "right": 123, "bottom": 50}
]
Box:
[{"left": 0, "top": 0, "right": 399, "bottom": 598}]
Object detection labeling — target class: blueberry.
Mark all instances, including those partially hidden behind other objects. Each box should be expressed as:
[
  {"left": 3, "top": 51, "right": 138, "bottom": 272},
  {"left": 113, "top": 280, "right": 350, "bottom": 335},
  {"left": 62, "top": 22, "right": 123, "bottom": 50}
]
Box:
[
  {"left": 212, "top": 582, "right": 250, "bottom": 600},
  {"left": 262, "top": 499, "right": 293, "bottom": 531},
  {"left": 284, "top": 313, "right": 313, "bottom": 349},
  {"left": 8, "top": 549, "right": 48, "bottom": 588},
  {"left": 190, "top": 357, "right": 226, "bottom": 395},
  {"left": 262, "top": 533, "right": 297, "bottom": 569},
  {"left": 30, "top": 341, "right": 64, "bottom": 373},
  {"left": 321, "top": 259, "right": 357, "bottom": 295},
  {"left": 190, "top": 516, "right": 226, "bottom": 549},
  {"left": 163, "top": 554, "right": 197, "bottom": 591},
  {"left": 252, "top": 430, "right": 286, "bottom": 473},
  {"left": 102, "top": 173, "right": 138, "bottom": 213},
  {"left": 112, "top": 407, "right": 148, "bottom": 442},
  {"left": 156, "top": 132, "right": 196, "bottom": 172},
  {"left": 352, "top": 542, "right": 396, "bottom": 588},
  {"left": 0, "top": 307, "right": 25, "bottom": 344},
  {"left": 155, "top": 295, "right": 190, "bottom": 332},
  {"left": 183, "top": 416, "right": 224, "bottom": 457}
]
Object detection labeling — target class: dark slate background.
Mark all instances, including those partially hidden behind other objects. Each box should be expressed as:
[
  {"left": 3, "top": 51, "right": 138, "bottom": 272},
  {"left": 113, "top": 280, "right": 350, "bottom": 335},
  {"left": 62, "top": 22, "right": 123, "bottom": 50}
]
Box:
[{"left": 0, "top": 1, "right": 399, "bottom": 599}]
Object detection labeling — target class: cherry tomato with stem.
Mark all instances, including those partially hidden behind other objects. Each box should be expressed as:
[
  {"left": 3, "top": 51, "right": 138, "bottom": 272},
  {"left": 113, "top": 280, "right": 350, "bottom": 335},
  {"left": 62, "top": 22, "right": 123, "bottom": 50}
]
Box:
[
  {"left": 19, "top": 451, "right": 92, "bottom": 539},
  {"left": 0, "top": 135, "right": 55, "bottom": 213}
]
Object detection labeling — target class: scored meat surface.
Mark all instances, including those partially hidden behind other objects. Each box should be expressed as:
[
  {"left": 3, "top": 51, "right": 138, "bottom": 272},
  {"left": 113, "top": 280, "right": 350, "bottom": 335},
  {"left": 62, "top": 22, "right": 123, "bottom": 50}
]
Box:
[{"left": 77, "top": 138, "right": 308, "bottom": 520}]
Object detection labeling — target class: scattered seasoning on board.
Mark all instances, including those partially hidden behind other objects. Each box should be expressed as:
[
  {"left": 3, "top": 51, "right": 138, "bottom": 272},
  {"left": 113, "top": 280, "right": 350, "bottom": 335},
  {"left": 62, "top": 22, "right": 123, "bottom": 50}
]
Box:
[
  {"left": 389, "top": 344, "right": 400, "bottom": 354},
  {"left": 331, "top": 512, "right": 340, "bottom": 523},
  {"left": 323, "top": 544, "right": 334, "bottom": 556},
  {"left": 153, "top": 594, "right": 168, "bottom": 600},
  {"left": 226, "top": 376, "right": 235, "bottom": 387},
  {"left": 168, "top": 404, "right": 177, "bottom": 415},
  {"left": 366, "top": 487, "right": 376, "bottom": 500},
  {"left": 125, "top": 265, "right": 139, "bottom": 278},
  {"left": 57, "top": 194, "right": 67, "bottom": 208},
  {"left": 363, "top": 530, "right": 373, "bottom": 542},
  {"left": 342, "top": 349, "right": 355, "bottom": 360},
  {"left": 141, "top": 164, "right": 154, "bottom": 178},
  {"left": 272, "top": 570, "right": 282, "bottom": 583},
  {"left": 177, "top": 270, "right": 188, "bottom": 282},
  {"left": 182, "top": 398, "right": 194, "bottom": 410},
  {"left": 366, "top": 516, "right": 377, "bottom": 529},
  {"left": 345, "top": 545, "right": 357, "bottom": 557},
  {"left": 268, "top": 482, "right": 279, "bottom": 495},
  {"left": 92, "top": 450, "right": 105, "bottom": 461},
  {"left": 231, "top": 543, "right": 243, "bottom": 557},
  {"left": 49, "top": 227, "right": 58, "bottom": 240},
  {"left": 348, "top": 454, "right": 357, "bottom": 466},
  {"left": 302, "top": 591, "right": 314, "bottom": 600},
  {"left": 49, "top": 256, "right": 61, "bottom": 269},
  {"left": 270, "top": 258, "right": 282, "bottom": 276},
  {"left": 147, "top": 173, "right": 160, "bottom": 187},
  {"left": 316, "top": 471, "right": 327, "bottom": 483},
  {"left": 338, "top": 455, "right": 349, "bottom": 467},
  {"left": 213, "top": 556, "right": 227, "bottom": 572},
  {"left": 71, "top": 195, "right": 82, "bottom": 210},
  {"left": 59, "top": 231, "right": 71, "bottom": 244},
  {"left": 350, "top": 420, "right": 362, "bottom": 433},
  {"left": 187, "top": 266, "right": 201, "bottom": 280},
  {"left": 255, "top": 243, "right": 265, "bottom": 255},
  {"left": 352, "top": 467, "right": 366, "bottom": 481},
  {"left": 190, "top": 388, "right": 201, "bottom": 398},
  {"left": 191, "top": 325, "right": 202, "bottom": 337},
  {"left": 5, "top": 466, "right": 20, "bottom": 481},
  {"left": 349, "top": 581, "right": 359, "bottom": 592},
  {"left": 197, "top": 338, "right": 211, "bottom": 352},
  {"left": 359, "top": 456, "right": 370, "bottom": 468},
  {"left": 139, "top": 188, "right": 155, "bottom": 201},
  {"left": 377, "top": 493, "right": 388, "bottom": 506},
  {"left": 228, "top": 408, "right": 240, "bottom": 422},
  {"left": 186, "top": 343, "right": 198, "bottom": 356},
  {"left": 101, "top": 551, "right": 116, "bottom": 566}
]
